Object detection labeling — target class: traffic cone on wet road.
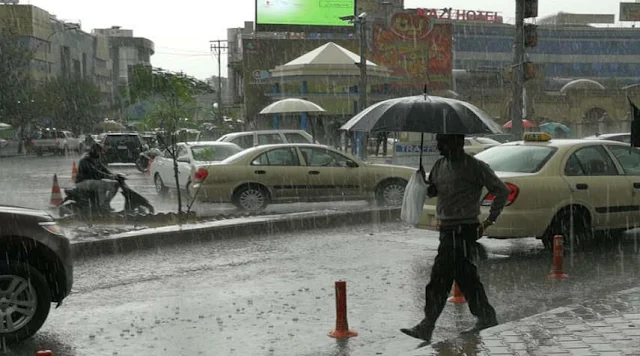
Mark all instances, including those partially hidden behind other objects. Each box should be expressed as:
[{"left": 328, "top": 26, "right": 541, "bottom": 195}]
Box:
[
  {"left": 49, "top": 174, "right": 63, "bottom": 207},
  {"left": 549, "top": 235, "right": 568, "bottom": 279},
  {"left": 71, "top": 161, "right": 78, "bottom": 183},
  {"left": 447, "top": 282, "right": 466, "bottom": 304},
  {"left": 36, "top": 351, "right": 53, "bottom": 356},
  {"left": 328, "top": 280, "right": 358, "bottom": 339}
]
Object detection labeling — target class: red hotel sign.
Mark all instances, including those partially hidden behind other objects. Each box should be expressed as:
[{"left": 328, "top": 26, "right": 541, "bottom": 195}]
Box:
[{"left": 416, "top": 8, "right": 503, "bottom": 23}]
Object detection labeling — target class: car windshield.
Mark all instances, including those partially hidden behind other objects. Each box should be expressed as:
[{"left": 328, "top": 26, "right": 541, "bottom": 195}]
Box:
[
  {"left": 475, "top": 145, "right": 557, "bottom": 173},
  {"left": 104, "top": 135, "right": 140, "bottom": 145},
  {"left": 191, "top": 145, "right": 242, "bottom": 161}
]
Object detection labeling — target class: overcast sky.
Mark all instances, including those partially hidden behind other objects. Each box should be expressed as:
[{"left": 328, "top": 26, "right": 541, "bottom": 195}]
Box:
[{"left": 23, "top": 1, "right": 624, "bottom": 79}]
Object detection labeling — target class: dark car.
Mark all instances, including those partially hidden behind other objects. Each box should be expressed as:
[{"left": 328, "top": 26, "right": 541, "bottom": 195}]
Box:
[
  {"left": 0, "top": 205, "right": 73, "bottom": 343},
  {"left": 101, "top": 133, "right": 146, "bottom": 163}
]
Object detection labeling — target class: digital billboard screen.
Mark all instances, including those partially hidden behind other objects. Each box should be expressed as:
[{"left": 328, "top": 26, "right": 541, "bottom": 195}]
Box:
[{"left": 255, "top": 0, "right": 355, "bottom": 32}]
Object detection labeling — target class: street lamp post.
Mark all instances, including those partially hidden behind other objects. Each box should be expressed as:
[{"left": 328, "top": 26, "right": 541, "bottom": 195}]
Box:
[{"left": 341, "top": 12, "right": 368, "bottom": 159}]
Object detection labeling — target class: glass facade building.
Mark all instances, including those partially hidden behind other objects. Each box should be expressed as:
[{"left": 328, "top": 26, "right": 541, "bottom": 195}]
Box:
[{"left": 453, "top": 22, "right": 640, "bottom": 80}]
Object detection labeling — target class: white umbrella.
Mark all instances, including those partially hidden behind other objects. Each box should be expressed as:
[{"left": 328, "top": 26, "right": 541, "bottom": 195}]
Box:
[
  {"left": 0, "top": 123, "right": 12, "bottom": 130},
  {"left": 259, "top": 98, "right": 325, "bottom": 114},
  {"left": 260, "top": 98, "right": 326, "bottom": 141}
]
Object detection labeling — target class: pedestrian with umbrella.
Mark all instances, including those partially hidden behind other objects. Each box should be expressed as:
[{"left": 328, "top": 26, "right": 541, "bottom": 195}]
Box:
[{"left": 342, "top": 92, "right": 509, "bottom": 344}]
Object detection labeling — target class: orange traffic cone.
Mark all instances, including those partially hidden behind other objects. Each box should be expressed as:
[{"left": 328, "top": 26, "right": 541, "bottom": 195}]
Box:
[
  {"left": 36, "top": 351, "right": 53, "bottom": 356},
  {"left": 71, "top": 161, "right": 78, "bottom": 183},
  {"left": 447, "top": 282, "right": 467, "bottom": 304},
  {"left": 49, "top": 174, "right": 63, "bottom": 207}
]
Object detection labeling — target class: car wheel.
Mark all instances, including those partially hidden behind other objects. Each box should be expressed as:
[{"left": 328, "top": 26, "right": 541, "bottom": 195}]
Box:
[
  {"left": 233, "top": 185, "right": 269, "bottom": 212},
  {"left": 544, "top": 208, "right": 592, "bottom": 250},
  {"left": 0, "top": 262, "right": 52, "bottom": 344},
  {"left": 376, "top": 179, "right": 407, "bottom": 206},
  {"left": 154, "top": 174, "right": 168, "bottom": 195}
]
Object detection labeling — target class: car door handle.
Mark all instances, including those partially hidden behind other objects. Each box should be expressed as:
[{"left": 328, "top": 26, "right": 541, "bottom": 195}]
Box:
[
  {"left": 576, "top": 183, "right": 589, "bottom": 190},
  {"left": 634, "top": 182, "right": 640, "bottom": 189},
  {"left": 254, "top": 170, "right": 266, "bottom": 175},
  {"left": 308, "top": 171, "right": 320, "bottom": 175}
]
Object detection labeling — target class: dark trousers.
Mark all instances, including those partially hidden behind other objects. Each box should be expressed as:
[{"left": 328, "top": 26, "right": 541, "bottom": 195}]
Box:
[{"left": 423, "top": 223, "right": 496, "bottom": 326}]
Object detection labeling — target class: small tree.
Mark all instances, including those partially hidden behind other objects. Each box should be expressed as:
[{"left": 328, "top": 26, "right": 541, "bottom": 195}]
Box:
[
  {"left": 129, "top": 65, "right": 214, "bottom": 213},
  {"left": 0, "top": 27, "right": 40, "bottom": 152},
  {"left": 39, "top": 76, "right": 104, "bottom": 133}
]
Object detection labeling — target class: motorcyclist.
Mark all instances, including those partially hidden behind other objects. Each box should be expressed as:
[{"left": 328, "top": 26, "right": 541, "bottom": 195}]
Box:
[{"left": 75, "top": 143, "right": 121, "bottom": 213}]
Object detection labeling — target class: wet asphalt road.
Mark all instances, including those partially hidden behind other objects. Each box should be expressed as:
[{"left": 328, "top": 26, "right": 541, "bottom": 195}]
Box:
[
  {"left": 6, "top": 223, "right": 640, "bottom": 356},
  {"left": 0, "top": 154, "right": 369, "bottom": 217}
]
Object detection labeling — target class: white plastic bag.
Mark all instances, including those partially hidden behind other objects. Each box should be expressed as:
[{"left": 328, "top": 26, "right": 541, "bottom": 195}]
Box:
[{"left": 401, "top": 170, "right": 428, "bottom": 224}]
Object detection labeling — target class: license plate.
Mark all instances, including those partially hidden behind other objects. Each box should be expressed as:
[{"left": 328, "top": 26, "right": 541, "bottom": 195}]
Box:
[{"left": 118, "top": 145, "right": 127, "bottom": 149}]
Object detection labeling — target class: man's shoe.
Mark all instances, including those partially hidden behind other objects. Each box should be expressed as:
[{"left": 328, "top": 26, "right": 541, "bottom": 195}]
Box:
[
  {"left": 400, "top": 322, "right": 434, "bottom": 343},
  {"left": 461, "top": 317, "right": 498, "bottom": 334}
]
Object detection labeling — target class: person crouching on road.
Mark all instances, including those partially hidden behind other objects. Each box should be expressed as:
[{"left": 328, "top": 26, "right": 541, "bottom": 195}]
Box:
[{"left": 400, "top": 133, "right": 510, "bottom": 344}]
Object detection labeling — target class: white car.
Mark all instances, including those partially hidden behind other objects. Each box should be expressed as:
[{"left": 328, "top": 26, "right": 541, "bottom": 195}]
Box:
[
  {"left": 583, "top": 133, "right": 631, "bottom": 144},
  {"left": 217, "top": 130, "right": 315, "bottom": 150},
  {"left": 464, "top": 137, "right": 501, "bottom": 155},
  {"left": 150, "top": 141, "right": 242, "bottom": 196}
]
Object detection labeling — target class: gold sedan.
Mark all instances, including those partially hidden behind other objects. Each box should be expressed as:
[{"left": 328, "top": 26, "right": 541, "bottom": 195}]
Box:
[
  {"left": 419, "top": 132, "right": 640, "bottom": 248},
  {"left": 189, "top": 143, "right": 414, "bottom": 211}
]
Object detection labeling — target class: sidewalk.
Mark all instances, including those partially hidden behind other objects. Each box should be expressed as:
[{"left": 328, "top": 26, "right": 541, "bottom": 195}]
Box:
[{"left": 407, "top": 287, "right": 640, "bottom": 356}]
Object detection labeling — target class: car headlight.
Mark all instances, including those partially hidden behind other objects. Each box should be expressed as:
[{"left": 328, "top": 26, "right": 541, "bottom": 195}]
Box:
[{"left": 39, "top": 221, "right": 65, "bottom": 236}]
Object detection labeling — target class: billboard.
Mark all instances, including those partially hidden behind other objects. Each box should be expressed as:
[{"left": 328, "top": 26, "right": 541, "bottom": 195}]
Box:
[
  {"left": 255, "top": 0, "right": 355, "bottom": 31},
  {"left": 620, "top": 2, "right": 640, "bottom": 21},
  {"left": 372, "top": 12, "right": 453, "bottom": 91}
]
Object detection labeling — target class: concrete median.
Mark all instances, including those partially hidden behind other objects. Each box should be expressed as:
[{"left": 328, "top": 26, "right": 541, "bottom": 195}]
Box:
[{"left": 71, "top": 207, "right": 401, "bottom": 259}]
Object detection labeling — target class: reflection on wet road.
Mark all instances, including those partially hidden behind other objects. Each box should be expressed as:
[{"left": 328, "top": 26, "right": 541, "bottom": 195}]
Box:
[{"left": 6, "top": 223, "right": 640, "bottom": 355}]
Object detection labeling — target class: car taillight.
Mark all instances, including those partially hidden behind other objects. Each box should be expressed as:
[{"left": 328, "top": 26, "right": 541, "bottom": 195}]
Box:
[
  {"left": 193, "top": 168, "right": 208, "bottom": 182},
  {"left": 482, "top": 182, "right": 519, "bottom": 206}
]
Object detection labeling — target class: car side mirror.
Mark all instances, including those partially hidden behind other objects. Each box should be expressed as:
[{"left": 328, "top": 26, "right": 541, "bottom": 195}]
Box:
[
  {"left": 346, "top": 160, "right": 358, "bottom": 168},
  {"left": 177, "top": 156, "right": 190, "bottom": 163}
]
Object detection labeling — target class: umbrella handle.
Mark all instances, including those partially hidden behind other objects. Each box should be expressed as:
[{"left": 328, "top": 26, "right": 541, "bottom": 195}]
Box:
[{"left": 419, "top": 133, "right": 424, "bottom": 168}]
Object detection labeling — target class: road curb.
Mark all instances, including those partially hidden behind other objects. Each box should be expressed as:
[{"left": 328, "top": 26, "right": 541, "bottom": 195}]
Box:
[{"left": 71, "top": 207, "right": 401, "bottom": 259}]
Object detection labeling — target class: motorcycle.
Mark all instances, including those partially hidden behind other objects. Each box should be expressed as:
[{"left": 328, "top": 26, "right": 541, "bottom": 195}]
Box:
[
  {"left": 135, "top": 147, "right": 163, "bottom": 173},
  {"left": 59, "top": 175, "right": 155, "bottom": 217}
]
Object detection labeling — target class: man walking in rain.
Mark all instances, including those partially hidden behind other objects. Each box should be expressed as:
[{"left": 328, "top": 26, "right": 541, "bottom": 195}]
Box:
[{"left": 401, "top": 133, "right": 510, "bottom": 343}]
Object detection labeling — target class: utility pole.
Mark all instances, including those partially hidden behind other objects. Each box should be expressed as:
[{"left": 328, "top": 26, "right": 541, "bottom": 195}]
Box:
[
  {"left": 355, "top": 14, "right": 368, "bottom": 160},
  {"left": 510, "top": 0, "right": 525, "bottom": 141},
  {"left": 357, "top": 18, "right": 368, "bottom": 116},
  {"left": 209, "top": 40, "right": 228, "bottom": 123}
]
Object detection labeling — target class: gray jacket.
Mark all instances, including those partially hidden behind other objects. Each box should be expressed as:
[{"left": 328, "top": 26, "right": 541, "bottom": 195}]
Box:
[{"left": 428, "top": 154, "right": 510, "bottom": 226}]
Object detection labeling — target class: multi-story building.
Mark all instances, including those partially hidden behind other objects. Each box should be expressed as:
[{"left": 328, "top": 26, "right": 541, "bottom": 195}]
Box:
[
  {"left": 0, "top": 4, "right": 114, "bottom": 101},
  {"left": 451, "top": 11, "right": 640, "bottom": 87},
  {"left": 92, "top": 26, "right": 155, "bottom": 111}
]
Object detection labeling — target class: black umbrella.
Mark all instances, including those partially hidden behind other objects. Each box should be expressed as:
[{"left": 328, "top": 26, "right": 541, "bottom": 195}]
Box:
[{"left": 340, "top": 94, "right": 503, "bottom": 134}]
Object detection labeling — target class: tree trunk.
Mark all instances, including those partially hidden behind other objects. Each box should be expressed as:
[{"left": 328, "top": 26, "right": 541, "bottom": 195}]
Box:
[
  {"left": 172, "top": 155, "right": 183, "bottom": 214},
  {"left": 17, "top": 125, "right": 24, "bottom": 154}
]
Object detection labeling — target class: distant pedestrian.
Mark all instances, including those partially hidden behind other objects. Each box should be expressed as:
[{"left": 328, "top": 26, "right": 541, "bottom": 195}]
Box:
[
  {"left": 375, "top": 131, "right": 388, "bottom": 156},
  {"left": 400, "top": 133, "right": 510, "bottom": 344}
]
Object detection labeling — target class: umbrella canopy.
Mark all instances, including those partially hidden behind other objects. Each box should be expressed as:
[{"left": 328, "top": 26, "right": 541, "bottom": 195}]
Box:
[
  {"left": 0, "top": 123, "right": 11, "bottom": 130},
  {"left": 340, "top": 95, "right": 502, "bottom": 134},
  {"left": 503, "top": 119, "right": 537, "bottom": 129},
  {"left": 540, "top": 122, "right": 570, "bottom": 134},
  {"left": 260, "top": 98, "right": 325, "bottom": 115}
]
